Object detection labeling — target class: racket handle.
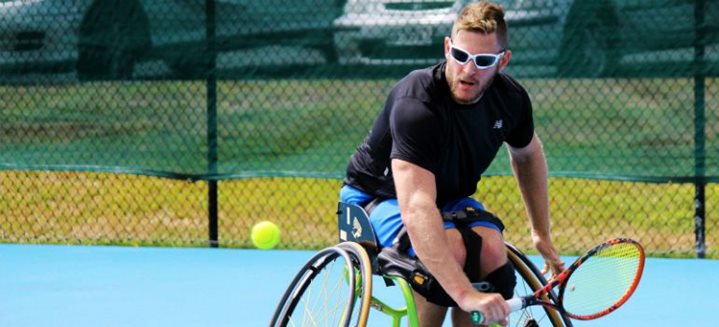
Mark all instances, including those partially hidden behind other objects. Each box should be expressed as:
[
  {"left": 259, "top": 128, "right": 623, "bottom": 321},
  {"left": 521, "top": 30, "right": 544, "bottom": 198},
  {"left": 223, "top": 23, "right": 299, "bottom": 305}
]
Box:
[
  {"left": 470, "top": 311, "right": 484, "bottom": 325},
  {"left": 470, "top": 311, "right": 504, "bottom": 326},
  {"left": 507, "top": 297, "right": 525, "bottom": 312}
]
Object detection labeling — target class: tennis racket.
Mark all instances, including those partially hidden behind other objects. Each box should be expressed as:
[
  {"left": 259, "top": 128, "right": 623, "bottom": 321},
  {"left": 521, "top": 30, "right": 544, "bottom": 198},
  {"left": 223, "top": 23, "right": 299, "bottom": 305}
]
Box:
[{"left": 472, "top": 238, "right": 645, "bottom": 325}]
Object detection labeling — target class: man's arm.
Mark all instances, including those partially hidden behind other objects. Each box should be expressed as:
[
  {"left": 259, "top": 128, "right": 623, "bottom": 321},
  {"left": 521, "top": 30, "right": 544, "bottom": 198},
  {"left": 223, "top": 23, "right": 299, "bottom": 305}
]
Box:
[
  {"left": 508, "top": 133, "right": 564, "bottom": 276},
  {"left": 391, "top": 158, "right": 508, "bottom": 321}
]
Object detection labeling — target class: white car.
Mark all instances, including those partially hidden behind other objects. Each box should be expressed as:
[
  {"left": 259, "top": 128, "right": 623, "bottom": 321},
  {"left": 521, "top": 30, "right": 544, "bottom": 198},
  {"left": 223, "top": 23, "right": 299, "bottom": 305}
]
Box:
[
  {"left": 333, "top": 0, "right": 466, "bottom": 66},
  {"left": 0, "top": 0, "right": 344, "bottom": 80},
  {"left": 333, "top": 0, "right": 719, "bottom": 77}
]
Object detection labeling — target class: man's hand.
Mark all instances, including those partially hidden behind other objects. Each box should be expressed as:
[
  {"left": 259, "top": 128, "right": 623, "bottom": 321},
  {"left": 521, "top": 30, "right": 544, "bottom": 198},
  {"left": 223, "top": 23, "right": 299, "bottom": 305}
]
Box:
[
  {"left": 459, "top": 291, "right": 510, "bottom": 326},
  {"left": 533, "top": 234, "right": 565, "bottom": 279},
  {"left": 541, "top": 259, "right": 565, "bottom": 280}
]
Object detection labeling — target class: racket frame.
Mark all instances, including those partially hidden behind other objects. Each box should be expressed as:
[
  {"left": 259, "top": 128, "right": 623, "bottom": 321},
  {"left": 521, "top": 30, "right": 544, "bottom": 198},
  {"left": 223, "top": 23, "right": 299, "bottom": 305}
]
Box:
[{"left": 520, "top": 238, "right": 646, "bottom": 320}]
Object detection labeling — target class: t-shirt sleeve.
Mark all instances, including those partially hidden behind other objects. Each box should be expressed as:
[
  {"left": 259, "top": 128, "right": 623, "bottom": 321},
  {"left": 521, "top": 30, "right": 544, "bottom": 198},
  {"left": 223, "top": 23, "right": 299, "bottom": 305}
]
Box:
[
  {"left": 389, "top": 97, "right": 441, "bottom": 174},
  {"left": 504, "top": 90, "right": 535, "bottom": 148}
]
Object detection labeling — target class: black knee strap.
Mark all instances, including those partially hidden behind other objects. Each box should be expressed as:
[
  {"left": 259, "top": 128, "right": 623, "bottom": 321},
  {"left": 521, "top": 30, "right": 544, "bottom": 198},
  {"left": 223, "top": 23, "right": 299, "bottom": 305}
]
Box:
[
  {"left": 480, "top": 261, "right": 517, "bottom": 300},
  {"left": 459, "top": 226, "right": 483, "bottom": 284}
]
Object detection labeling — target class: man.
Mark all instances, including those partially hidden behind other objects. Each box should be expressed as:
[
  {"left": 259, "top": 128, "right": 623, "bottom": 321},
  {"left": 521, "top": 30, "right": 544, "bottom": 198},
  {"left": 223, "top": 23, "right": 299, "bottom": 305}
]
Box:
[{"left": 339, "top": 2, "right": 565, "bottom": 326}]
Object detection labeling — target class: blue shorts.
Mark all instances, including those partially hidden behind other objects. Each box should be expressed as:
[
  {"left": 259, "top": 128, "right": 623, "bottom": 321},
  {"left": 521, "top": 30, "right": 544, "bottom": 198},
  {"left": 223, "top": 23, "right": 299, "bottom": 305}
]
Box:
[{"left": 339, "top": 185, "right": 502, "bottom": 256}]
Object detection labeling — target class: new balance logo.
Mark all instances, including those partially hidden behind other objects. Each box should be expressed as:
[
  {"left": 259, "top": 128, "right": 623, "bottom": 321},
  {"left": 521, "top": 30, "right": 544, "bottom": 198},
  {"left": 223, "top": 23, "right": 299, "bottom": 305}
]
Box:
[{"left": 492, "top": 120, "right": 503, "bottom": 129}]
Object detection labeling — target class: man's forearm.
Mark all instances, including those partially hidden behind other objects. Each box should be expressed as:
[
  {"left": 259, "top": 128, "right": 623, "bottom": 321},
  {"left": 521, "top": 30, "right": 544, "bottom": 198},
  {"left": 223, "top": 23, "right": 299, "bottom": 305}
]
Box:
[
  {"left": 402, "top": 202, "right": 474, "bottom": 302},
  {"left": 391, "top": 159, "right": 475, "bottom": 304},
  {"left": 511, "top": 149, "right": 550, "bottom": 238},
  {"left": 510, "top": 136, "right": 564, "bottom": 273}
]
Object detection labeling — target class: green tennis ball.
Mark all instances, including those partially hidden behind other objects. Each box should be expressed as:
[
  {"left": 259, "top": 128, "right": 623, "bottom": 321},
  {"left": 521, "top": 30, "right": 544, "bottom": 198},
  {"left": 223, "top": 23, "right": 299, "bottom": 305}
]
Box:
[{"left": 251, "top": 221, "right": 280, "bottom": 249}]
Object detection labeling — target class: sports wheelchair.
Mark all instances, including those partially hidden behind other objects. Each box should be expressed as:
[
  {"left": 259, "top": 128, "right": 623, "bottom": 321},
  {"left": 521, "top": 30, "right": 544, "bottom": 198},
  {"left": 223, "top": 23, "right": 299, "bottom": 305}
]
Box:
[{"left": 271, "top": 202, "right": 572, "bottom": 327}]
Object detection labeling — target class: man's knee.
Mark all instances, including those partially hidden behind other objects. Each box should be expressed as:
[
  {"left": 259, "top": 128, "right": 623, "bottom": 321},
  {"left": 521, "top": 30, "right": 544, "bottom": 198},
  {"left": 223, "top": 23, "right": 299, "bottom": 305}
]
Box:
[
  {"left": 472, "top": 227, "right": 507, "bottom": 274},
  {"left": 437, "top": 227, "right": 504, "bottom": 279},
  {"left": 460, "top": 227, "right": 506, "bottom": 282},
  {"left": 462, "top": 228, "right": 515, "bottom": 298}
]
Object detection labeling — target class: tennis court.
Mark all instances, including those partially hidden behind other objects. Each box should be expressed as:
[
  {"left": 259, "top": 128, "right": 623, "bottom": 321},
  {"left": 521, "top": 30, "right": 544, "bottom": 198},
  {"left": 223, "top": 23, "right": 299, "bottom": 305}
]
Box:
[{"left": 1, "top": 243, "right": 716, "bottom": 326}]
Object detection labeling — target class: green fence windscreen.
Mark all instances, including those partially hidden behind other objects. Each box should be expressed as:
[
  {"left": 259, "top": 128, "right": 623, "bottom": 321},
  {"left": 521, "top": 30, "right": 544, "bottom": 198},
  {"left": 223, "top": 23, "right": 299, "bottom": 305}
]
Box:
[{"left": 1, "top": 0, "right": 717, "bottom": 257}]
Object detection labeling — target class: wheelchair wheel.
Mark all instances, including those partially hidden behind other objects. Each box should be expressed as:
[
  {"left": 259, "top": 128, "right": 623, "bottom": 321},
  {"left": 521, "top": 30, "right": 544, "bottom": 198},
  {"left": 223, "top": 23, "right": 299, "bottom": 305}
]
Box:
[
  {"left": 270, "top": 242, "right": 373, "bottom": 327},
  {"left": 506, "top": 242, "right": 573, "bottom": 327},
  {"left": 337, "top": 241, "right": 373, "bottom": 325}
]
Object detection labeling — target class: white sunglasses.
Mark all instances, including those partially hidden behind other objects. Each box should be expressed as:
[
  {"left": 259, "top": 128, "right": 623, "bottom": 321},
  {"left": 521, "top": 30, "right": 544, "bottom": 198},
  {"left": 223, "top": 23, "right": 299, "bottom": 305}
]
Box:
[{"left": 448, "top": 40, "right": 505, "bottom": 69}]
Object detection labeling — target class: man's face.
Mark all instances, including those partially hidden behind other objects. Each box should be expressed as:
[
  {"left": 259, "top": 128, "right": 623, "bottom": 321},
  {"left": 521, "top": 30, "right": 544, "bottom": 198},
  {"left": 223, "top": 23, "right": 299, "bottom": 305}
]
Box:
[{"left": 444, "top": 31, "right": 510, "bottom": 104}]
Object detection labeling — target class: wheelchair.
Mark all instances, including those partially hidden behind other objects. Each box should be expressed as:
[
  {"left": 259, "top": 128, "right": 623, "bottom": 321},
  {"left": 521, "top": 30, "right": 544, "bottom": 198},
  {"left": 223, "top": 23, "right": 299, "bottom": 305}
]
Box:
[{"left": 271, "top": 202, "right": 572, "bottom": 327}]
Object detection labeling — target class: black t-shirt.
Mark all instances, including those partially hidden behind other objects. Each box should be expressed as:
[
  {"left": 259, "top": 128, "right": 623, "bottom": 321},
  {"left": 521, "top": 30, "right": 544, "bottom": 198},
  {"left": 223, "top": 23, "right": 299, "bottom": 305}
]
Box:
[{"left": 344, "top": 61, "right": 534, "bottom": 205}]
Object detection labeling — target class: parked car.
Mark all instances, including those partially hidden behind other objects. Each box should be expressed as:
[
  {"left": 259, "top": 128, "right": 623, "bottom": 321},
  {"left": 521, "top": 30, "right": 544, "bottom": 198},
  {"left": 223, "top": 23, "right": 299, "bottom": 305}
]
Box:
[
  {"left": 0, "top": 0, "right": 345, "bottom": 80},
  {"left": 333, "top": 0, "right": 719, "bottom": 77}
]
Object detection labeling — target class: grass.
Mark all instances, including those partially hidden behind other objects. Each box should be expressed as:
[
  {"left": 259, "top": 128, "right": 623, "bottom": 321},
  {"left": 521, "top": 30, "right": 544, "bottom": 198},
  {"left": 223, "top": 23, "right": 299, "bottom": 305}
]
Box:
[
  {"left": 0, "top": 77, "right": 717, "bottom": 258},
  {"left": 1, "top": 170, "right": 716, "bottom": 258}
]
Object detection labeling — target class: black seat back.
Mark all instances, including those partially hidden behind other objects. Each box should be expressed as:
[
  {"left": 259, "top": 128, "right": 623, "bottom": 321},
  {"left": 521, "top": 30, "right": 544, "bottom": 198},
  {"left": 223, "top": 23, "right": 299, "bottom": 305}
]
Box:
[
  {"left": 337, "top": 202, "right": 383, "bottom": 274},
  {"left": 337, "top": 202, "right": 379, "bottom": 250}
]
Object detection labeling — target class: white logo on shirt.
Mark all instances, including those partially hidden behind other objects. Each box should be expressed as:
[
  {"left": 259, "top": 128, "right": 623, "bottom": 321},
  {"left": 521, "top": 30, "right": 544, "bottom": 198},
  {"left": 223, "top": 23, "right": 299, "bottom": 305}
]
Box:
[{"left": 493, "top": 120, "right": 503, "bottom": 129}]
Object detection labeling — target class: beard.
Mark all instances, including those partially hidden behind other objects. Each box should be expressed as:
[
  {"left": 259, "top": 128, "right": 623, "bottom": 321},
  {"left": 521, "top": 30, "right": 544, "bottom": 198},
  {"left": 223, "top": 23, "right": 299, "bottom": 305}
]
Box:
[{"left": 449, "top": 71, "right": 496, "bottom": 104}]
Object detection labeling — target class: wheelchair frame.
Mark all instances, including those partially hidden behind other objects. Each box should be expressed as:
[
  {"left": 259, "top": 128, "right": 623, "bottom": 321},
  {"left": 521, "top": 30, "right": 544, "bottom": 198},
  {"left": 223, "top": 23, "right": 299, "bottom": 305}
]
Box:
[{"left": 270, "top": 202, "right": 572, "bottom": 327}]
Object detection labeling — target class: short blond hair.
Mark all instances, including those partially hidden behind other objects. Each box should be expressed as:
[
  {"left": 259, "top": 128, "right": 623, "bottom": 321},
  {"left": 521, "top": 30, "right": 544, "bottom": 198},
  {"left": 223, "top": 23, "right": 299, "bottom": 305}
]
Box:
[{"left": 452, "top": 1, "right": 508, "bottom": 49}]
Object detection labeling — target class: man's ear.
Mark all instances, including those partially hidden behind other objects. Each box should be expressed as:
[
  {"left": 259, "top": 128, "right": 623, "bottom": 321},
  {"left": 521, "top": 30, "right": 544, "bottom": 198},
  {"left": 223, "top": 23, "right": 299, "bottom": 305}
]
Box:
[
  {"left": 498, "top": 49, "right": 512, "bottom": 72},
  {"left": 444, "top": 36, "right": 453, "bottom": 59}
]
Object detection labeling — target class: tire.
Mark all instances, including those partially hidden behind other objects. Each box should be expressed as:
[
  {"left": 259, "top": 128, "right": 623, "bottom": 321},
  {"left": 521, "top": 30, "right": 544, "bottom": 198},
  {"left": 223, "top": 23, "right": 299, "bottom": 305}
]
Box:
[
  {"left": 271, "top": 242, "right": 372, "bottom": 327},
  {"left": 77, "top": 0, "right": 150, "bottom": 80},
  {"left": 506, "top": 242, "right": 573, "bottom": 327},
  {"left": 169, "top": 54, "right": 209, "bottom": 80},
  {"left": 337, "top": 241, "right": 373, "bottom": 325},
  {"left": 315, "top": 32, "right": 339, "bottom": 64}
]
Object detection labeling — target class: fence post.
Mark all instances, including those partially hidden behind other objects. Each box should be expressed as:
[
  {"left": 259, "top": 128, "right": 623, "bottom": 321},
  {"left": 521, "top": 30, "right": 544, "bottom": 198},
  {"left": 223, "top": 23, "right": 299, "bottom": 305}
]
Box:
[
  {"left": 693, "top": 0, "right": 706, "bottom": 258},
  {"left": 206, "top": 0, "right": 219, "bottom": 248}
]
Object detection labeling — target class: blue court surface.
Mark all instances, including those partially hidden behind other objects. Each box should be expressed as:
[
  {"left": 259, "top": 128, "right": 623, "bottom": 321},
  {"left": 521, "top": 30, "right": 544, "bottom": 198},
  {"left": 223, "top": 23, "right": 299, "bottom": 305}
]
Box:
[{"left": 1, "top": 243, "right": 717, "bottom": 326}]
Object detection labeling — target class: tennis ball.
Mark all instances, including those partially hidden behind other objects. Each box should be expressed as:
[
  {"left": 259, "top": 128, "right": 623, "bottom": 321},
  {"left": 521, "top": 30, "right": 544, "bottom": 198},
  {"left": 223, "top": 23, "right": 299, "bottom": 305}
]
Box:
[{"left": 251, "top": 221, "right": 280, "bottom": 249}]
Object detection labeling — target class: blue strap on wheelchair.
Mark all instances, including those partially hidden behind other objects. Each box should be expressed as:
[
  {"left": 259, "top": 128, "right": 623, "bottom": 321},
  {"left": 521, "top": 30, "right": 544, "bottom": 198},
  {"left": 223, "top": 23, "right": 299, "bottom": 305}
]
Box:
[{"left": 441, "top": 206, "right": 505, "bottom": 232}]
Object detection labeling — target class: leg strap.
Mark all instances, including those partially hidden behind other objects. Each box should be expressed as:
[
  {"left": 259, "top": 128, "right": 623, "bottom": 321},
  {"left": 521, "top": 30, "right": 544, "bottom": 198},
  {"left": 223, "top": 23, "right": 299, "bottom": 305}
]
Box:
[
  {"left": 442, "top": 206, "right": 505, "bottom": 232},
  {"left": 459, "top": 226, "right": 483, "bottom": 284},
  {"left": 480, "top": 261, "right": 517, "bottom": 300}
]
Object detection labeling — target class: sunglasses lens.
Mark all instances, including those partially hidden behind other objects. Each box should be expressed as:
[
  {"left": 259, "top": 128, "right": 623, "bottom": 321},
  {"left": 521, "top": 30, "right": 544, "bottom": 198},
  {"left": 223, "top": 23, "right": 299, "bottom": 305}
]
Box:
[
  {"left": 450, "top": 42, "right": 503, "bottom": 69},
  {"left": 450, "top": 47, "right": 470, "bottom": 63},
  {"left": 473, "top": 55, "right": 497, "bottom": 68}
]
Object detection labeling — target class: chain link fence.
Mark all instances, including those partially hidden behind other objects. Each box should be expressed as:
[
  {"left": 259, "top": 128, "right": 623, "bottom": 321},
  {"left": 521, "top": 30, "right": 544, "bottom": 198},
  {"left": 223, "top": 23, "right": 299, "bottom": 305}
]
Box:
[{"left": 1, "top": 0, "right": 717, "bottom": 258}]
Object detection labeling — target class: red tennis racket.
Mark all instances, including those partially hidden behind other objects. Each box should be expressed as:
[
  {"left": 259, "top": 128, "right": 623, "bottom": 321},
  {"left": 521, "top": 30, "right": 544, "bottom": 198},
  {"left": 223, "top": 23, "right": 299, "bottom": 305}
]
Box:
[{"left": 473, "top": 238, "right": 645, "bottom": 324}]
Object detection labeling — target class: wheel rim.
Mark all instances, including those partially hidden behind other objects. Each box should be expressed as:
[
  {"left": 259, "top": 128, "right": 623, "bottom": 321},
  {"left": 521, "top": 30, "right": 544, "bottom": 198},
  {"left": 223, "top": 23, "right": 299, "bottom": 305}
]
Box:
[{"left": 275, "top": 248, "right": 358, "bottom": 327}]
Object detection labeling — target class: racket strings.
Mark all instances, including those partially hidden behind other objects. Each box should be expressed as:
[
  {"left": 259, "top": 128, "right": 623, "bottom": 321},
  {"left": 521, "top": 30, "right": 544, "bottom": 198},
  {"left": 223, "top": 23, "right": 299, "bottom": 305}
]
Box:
[{"left": 561, "top": 242, "right": 643, "bottom": 318}]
